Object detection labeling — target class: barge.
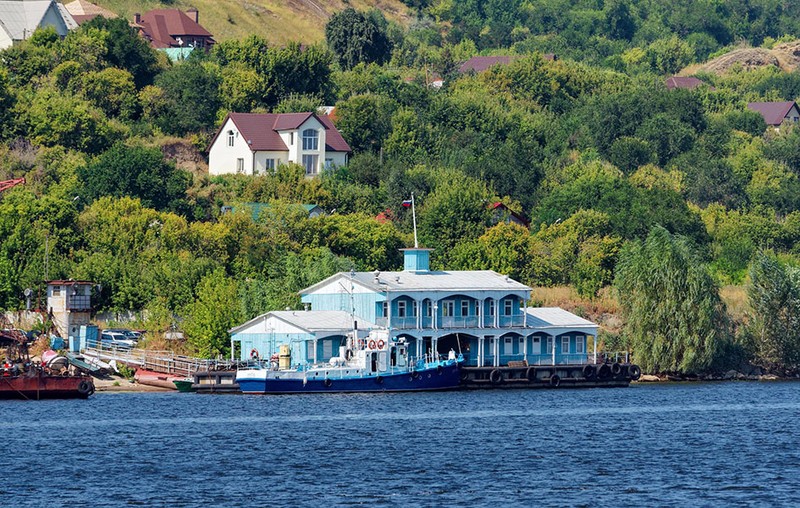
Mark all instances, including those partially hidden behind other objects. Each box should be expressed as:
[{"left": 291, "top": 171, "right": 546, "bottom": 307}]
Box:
[{"left": 460, "top": 361, "right": 641, "bottom": 389}]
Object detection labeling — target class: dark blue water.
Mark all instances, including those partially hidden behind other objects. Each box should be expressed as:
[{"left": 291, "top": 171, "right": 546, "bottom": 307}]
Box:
[{"left": 2, "top": 381, "right": 799, "bottom": 507}]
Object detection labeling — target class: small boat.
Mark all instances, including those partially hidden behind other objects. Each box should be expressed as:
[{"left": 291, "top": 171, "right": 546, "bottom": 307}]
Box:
[
  {"left": 173, "top": 378, "right": 195, "bottom": 392},
  {"left": 134, "top": 368, "right": 185, "bottom": 390},
  {"left": 0, "top": 334, "right": 94, "bottom": 400},
  {"left": 236, "top": 331, "right": 463, "bottom": 394}
]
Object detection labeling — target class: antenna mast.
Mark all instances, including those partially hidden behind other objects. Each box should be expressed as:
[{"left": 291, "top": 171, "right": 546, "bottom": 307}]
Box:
[{"left": 411, "top": 193, "right": 418, "bottom": 248}]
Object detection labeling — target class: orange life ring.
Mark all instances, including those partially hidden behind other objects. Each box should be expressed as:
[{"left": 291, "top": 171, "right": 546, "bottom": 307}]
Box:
[
  {"left": 376, "top": 339, "right": 385, "bottom": 349},
  {"left": 250, "top": 348, "right": 260, "bottom": 360},
  {"left": 368, "top": 340, "right": 377, "bottom": 350},
  {"left": 358, "top": 339, "right": 365, "bottom": 349}
]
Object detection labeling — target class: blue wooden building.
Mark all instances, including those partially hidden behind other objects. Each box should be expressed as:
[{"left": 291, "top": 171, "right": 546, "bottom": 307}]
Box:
[{"left": 230, "top": 248, "right": 598, "bottom": 367}]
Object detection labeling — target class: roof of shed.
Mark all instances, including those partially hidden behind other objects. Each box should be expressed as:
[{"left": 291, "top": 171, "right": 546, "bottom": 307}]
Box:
[
  {"left": 230, "top": 310, "right": 373, "bottom": 335},
  {"left": 524, "top": 307, "right": 597, "bottom": 329},
  {"left": 747, "top": 101, "right": 797, "bottom": 125},
  {"left": 302, "top": 270, "right": 531, "bottom": 295}
]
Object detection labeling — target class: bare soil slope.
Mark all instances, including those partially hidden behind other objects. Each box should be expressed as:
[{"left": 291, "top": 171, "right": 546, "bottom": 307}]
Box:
[{"left": 696, "top": 41, "right": 800, "bottom": 74}]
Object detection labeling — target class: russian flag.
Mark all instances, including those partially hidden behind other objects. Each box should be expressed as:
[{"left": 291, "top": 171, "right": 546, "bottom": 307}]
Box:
[{"left": 402, "top": 199, "right": 412, "bottom": 207}]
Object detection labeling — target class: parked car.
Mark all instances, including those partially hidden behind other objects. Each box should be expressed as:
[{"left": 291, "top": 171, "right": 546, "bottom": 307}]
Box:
[
  {"left": 100, "top": 331, "right": 135, "bottom": 349},
  {"left": 104, "top": 328, "right": 141, "bottom": 343}
]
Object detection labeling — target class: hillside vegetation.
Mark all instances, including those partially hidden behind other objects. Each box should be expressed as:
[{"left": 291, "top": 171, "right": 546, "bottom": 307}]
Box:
[
  {"left": 96, "top": 0, "right": 412, "bottom": 44},
  {"left": 6, "top": 1, "right": 800, "bottom": 373}
]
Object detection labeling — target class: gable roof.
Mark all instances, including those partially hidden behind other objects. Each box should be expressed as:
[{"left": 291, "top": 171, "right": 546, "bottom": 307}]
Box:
[
  {"left": 137, "top": 9, "right": 213, "bottom": 48},
  {"left": 458, "top": 54, "right": 556, "bottom": 74},
  {"left": 524, "top": 307, "right": 598, "bottom": 332},
  {"left": 301, "top": 270, "right": 531, "bottom": 296},
  {"left": 665, "top": 76, "right": 708, "bottom": 90},
  {"left": 64, "top": 0, "right": 116, "bottom": 20},
  {"left": 0, "top": 0, "right": 77, "bottom": 41},
  {"left": 230, "top": 310, "right": 374, "bottom": 335},
  {"left": 490, "top": 202, "right": 529, "bottom": 227},
  {"left": 212, "top": 112, "right": 351, "bottom": 153},
  {"left": 747, "top": 101, "right": 798, "bottom": 126}
]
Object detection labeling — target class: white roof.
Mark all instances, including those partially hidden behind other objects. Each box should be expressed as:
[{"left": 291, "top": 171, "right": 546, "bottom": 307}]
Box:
[
  {"left": 230, "top": 310, "right": 374, "bottom": 335},
  {"left": 304, "top": 270, "right": 531, "bottom": 295},
  {"left": 525, "top": 307, "right": 597, "bottom": 329},
  {"left": 0, "top": 0, "right": 75, "bottom": 40}
]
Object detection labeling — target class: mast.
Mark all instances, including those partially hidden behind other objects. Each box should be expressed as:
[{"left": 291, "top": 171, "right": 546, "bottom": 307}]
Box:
[{"left": 411, "top": 193, "right": 418, "bottom": 248}]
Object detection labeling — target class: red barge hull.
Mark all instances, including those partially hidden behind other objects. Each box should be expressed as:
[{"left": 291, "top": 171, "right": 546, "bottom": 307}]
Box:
[{"left": 0, "top": 375, "right": 95, "bottom": 400}]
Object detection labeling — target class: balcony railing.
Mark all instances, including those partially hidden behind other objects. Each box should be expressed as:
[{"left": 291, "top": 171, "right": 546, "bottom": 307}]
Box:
[{"left": 376, "top": 314, "right": 535, "bottom": 330}]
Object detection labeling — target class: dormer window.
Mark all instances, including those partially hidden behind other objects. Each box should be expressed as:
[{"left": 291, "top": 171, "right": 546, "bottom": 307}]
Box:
[
  {"left": 227, "top": 130, "right": 234, "bottom": 147},
  {"left": 302, "top": 129, "right": 319, "bottom": 150}
]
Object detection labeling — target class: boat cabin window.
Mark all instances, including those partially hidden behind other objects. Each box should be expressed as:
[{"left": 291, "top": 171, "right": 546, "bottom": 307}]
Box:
[
  {"left": 390, "top": 346, "right": 397, "bottom": 366},
  {"left": 371, "top": 352, "right": 378, "bottom": 372}
]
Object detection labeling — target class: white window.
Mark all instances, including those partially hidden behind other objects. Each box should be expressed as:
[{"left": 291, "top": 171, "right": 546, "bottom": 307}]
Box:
[
  {"left": 533, "top": 336, "right": 541, "bottom": 354},
  {"left": 227, "top": 130, "right": 234, "bottom": 147},
  {"left": 503, "top": 337, "right": 513, "bottom": 355},
  {"left": 442, "top": 300, "right": 454, "bottom": 317},
  {"left": 52, "top": 285, "right": 61, "bottom": 296},
  {"left": 397, "top": 300, "right": 407, "bottom": 318},
  {"left": 323, "top": 340, "right": 332, "bottom": 359},
  {"left": 562, "top": 337, "right": 570, "bottom": 354},
  {"left": 265, "top": 159, "right": 276, "bottom": 171},
  {"left": 381, "top": 302, "right": 388, "bottom": 317},
  {"left": 488, "top": 300, "right": 495, "bottom": 316},
  {"left": 504, "top": 298, "right": 513, "bottom": 316},
  {"left": 302, "top": 154, "right": 319, "bottom": 175},
  {"left": 325, "top": 158, "right": 334, "bottom": 170},
  {"left": 546, "top": 337, "right": 553, "bottom": 354},
  {"left": 576, "top": 335, "right": 585, "bottom": 354},
  {"left": 424, "top": 300, "right": 431, "bottom": 317},
  {"left": 302, "top": 129, "right": 319, "bottom": 150},
  {"left": 461, "top": 300, "right": 470, "bottom": 316},
  {"left": 411, "top": 300, "right": 417, "bottom": 317},
  {"left": 236, "top": 158, "right": 244, "bottom": 173}
]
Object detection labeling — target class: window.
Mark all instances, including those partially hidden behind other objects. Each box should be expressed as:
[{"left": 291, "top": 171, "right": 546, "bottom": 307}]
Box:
[
  {"left": 227, "top": 130, "right": 234, "bottom": 147},
  {"left": 442, "top": 300, "right": 454, "bottom": 317},
  {"left": 503, "top": 337, "right": 513, "bottom": 355},
  {"left": 302, "top": 154, "right": 319, "bottom": 175},
  {"left": 424, "top": 300, "right": 431, "bottom": 317},
  {"left": 546, "top": 337, "right": 553, "bottom": 354},
  {"left": 504, "top": 298, "right": 513, "bottom": 316},
  {"left": 488, "top": 300, "right": 495, "bottom": 316},
  {"left": 461, "top": 300, "right": 470, "bottom": 316},
  {"left": 533, "top": 336, "right": 541, "bottom": 354},
  {"left": 576, "top": 335, "right": 585, "bottom": 354},
  {"left": 381, "top": 302, "right": 388, "bottom": 317},
  {"left": 397, "top": 300, "right": 407, "bottom": 318},
  {"left": 236, "top": 158, "right": 244, "bottom": 173},
  {"left": 411, "top": 300, "right": 417, "bottom": 317},
  {"left": 325, "top": 158, "right": 334, "bottom": 170},
  {"left": 289, "top": 132, "right": 294, "bottom": 145},
  {"left": 323, "top": 340, "right": 332, "bottom": 359},
  {"left": 562, "top": 336, "right": 570, "bottom": 354},
  {"left": 265, "top": 159, "right": 276, "bottom": 171},
  {"left": 52, "top": 285, "right": 61, "bottom": 296},
  {"left": 302, "top": 129, "right": 319, "bottom": 150}
]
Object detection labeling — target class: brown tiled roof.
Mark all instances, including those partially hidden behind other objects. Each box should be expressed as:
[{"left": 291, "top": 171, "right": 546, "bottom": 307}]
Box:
[
  {"left": 747, "top": 101, "right": 797, "bottom": 126},
  {"left": 215, "top": 112, "right": 351, "bottom": 153},
  {"left": 665, "top": 76, "right": 706, "bottom": 90},
  {"left": 458, "top": 54, "right": 556, "bottom": 74},
  {"left": 64, "top": 0, "right": 116, "bottom": 18},
  {"left": 138, "top": 9, "right": 213, "bottom": 48}
]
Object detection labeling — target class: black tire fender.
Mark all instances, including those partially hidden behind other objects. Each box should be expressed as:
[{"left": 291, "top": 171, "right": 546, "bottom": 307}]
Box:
[
  {"left": 628, "top": 364, "right": 642, "bottom": 381},
  {"left": 582, "top": 364, "right": 596, "bottom": 380},
  {"left": 549, "top": 374, "right": 560, "bottom": 388},
  {"left": 525, "top": 366, "right": 537, "bottom": 382},
  {"left": 489, "top": 369, "right": 503, "bottom": 384}
]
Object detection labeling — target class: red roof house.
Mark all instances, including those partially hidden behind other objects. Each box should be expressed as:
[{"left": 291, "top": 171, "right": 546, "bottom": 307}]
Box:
[
  {"left": 490, "top": 202, "right": 529, "bottom": 228},
  {"left": 458, "top": 54, "right": 556, "bottom": 74},
  {"left": 133, "top": 8, "right": 214, "bottom": 49},
  {"left": 747, "top": 101, "right": 800, "bottom": 128},
  {"left": 208, "top": 112, "right": 351, "bottom": 176}
]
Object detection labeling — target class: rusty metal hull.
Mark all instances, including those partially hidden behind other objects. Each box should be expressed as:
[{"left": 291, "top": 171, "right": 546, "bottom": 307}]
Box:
[
  {"left": 0, "top": 374, "right": 95, "bottom": 400},
  {"left": 460, "top": 363, "right": 637, "bottom": 389}
]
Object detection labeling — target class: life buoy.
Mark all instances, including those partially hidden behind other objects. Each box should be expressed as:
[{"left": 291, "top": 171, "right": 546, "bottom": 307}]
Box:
[
  {"left": 628, "top": 364, "right": 642, "bottom": 381},
  {"left": 368, "top": 340, "right": 377, "bottom": 350},
  {"left": 250, "top": 348, "right": 259, "bottom": 360},
  {"left": 611, "top": 362, "right": 622, "bottom": 376},
  {"left": 376, "top": 339, "right": 385, "bottom": 349},
  {"left": 549, "top": 374, "right": 560, "bottom": 388},
  {"left": 323, "top": 378, "right": 332, "bottom": 387},
  {"left": 77, "top": 379, "right": 93, "bottom": 397},
  {"left": 489, "top": 369, "right": 503, "bottom": 384},
  {"left": 582, "top": 364, "right": 596, "bottom": 380},
  {"left": 525, "top": 366, "right": 537, "bottom": 382}
]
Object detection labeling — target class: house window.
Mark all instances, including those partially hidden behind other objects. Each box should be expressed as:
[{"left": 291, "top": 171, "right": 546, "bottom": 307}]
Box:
[
  {"left": 381, "top": 302, "right": 388, "bottom": 317},
  {"left": 424, "top": 300, "right": 431, "bottom": 317},
  {"left": 52, "top": 286, "right": 61, "bottom": 296},
  {"left": 265, "top": 159, "right": 276, "bottom": 172},
  {"left": 488, "top": 300, "right": 495, "bottom": 316},
  {"left": 236, "top": 158, "right": 244, "bottom": 173},
  {"left": 576, "top": 335, "right": 585, "bottom": 354},
  {"left": 442, "top": 300, "right": 454, "bottom": 317},
  {"left": 504, "top": 298, "right": 513, "bottom": 316},
  {"left": 325, "top": 158, "right": 334, "bottom": 170},
  {"left": 461, "top": 300, "right": 470, "bottom": 316},
  {"left": 562, "top": 337, "right": 570, "bottom": 354},
  {"left": 503, "top": 337, "right": 513, "bottom": 355},
  {"left": 227, "top": 130, "right": 235, "bottom": 147},
  {"left": 302, "top": 154, "right": 319, "bottom": 175},
  {"left": 289, "top": 132, "right": 294, "bottom": 145},
  {"left": 397, "top": 300, "right": 407, "bottom": 318},
  {"left": 546, "top": 337, "right": 553, "bottom": 354},
  {"left": 411, "top": 300, "right": 417, "bottom": 317},
  {"left": 302, "top": 129, "right": 319, "bottom": 150},
  {"left": 533, "top": 336, "right": 541, "bottom": 354},
  {"left": 323, "top": 340, "right": 332, "bottom": 359}
]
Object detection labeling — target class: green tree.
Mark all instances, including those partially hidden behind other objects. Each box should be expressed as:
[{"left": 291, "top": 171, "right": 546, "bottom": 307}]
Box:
[
  {"left": 153, "top": 60, "right": 221, "bottom": 135},
  {"left": 182, "top": 269, "right": 242, "bottom": 358},
  {"left": 614, "top": 226, "right": 731, "bottom": 374},
  {"left": 79, "top": 17, "right": 162, "bottom": 88},
  {"left": 325, "top": 8, "right": 393, "bottom": 70}
]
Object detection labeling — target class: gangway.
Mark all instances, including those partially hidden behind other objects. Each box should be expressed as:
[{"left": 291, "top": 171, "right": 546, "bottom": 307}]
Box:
[{"left": 82, "top": 346, "right": 239, "bottom": 378}]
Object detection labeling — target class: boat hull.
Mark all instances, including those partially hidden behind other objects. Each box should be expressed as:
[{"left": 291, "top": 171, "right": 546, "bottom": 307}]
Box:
[
  {"left": 238, "top": 362, "right": 461, "bottom": 394},
  {"left": 0, "top": 374, "right": 95, "bottom": 400}
]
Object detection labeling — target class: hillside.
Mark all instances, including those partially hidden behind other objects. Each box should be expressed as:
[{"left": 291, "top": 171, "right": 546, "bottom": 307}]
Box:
[
  {"left": 688, "top": 40, "right": 800, "bottom": 74},
  {"left": 96, "top": 0, "right": 413, "bottom": 44}
]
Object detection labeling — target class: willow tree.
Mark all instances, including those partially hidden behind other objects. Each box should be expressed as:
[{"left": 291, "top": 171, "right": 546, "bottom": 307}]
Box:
[
  {"left": 614, "top": 226, "right": 730, "bottom": 374},
  {"left": 747, "top": 253, "right": 800, "bottom": 371}
]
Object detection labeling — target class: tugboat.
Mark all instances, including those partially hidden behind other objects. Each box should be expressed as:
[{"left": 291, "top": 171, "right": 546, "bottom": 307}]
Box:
[
  {"left": 236, "top": 330, "right": 463, "bottom": 394},
  {"left": 0, "top": 329, "right": 95, "bottom": 400}
]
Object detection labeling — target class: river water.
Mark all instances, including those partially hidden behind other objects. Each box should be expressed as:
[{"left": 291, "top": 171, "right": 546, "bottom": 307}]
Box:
[{"left": 2, "top": 381, "right": 798, "bottom": 507}]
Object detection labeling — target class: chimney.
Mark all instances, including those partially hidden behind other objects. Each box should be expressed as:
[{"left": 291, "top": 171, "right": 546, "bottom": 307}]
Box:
[
  {"left": 187, "top": 7, "right": 199, "bottom": 23},
  {"left": 133, "top": 13, "right": 141, "bottom": 24}
]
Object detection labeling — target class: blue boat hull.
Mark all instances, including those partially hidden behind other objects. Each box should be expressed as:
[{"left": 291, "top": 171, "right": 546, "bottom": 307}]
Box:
[{"left": 238, "top": 362, "right": 462, "bottom": 394}]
